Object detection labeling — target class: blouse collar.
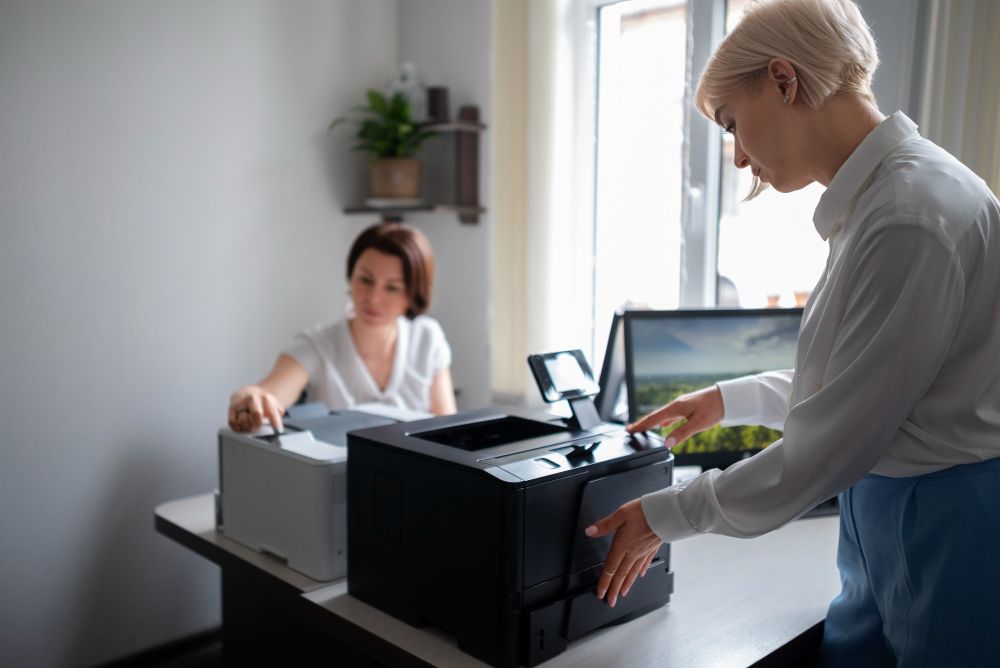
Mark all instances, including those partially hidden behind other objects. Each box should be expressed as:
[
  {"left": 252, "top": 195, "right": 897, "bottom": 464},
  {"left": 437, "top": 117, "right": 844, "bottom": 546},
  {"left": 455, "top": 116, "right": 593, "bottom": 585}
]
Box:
[{"left": 813, "top": 111, "right": 920, "bottom": 240}]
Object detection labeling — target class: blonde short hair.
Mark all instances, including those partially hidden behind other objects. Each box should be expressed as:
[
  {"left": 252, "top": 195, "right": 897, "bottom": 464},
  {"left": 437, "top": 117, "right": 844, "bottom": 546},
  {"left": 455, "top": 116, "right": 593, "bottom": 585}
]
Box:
[{"left": 695, "top": 0, "right": 879, "bottom": 120}]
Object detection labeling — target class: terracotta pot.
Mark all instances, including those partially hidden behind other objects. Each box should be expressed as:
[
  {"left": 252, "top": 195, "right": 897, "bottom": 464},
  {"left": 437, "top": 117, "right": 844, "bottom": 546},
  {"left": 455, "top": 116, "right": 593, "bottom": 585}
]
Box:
[{"left": 369, "top": 158, "right": 421, "bottom": 198}]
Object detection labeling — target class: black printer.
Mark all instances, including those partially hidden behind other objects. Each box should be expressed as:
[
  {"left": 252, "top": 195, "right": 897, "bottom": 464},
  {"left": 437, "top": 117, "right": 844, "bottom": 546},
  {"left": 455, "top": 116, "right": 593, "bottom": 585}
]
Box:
[{"left": 347, "top": 350, "right": 675, "bottom": 667}]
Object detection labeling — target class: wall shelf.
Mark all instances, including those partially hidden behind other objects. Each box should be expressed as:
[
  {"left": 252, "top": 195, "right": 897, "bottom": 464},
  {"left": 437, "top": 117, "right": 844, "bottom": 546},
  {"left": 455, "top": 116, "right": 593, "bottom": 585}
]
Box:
[
  {"left": 343, "top": 105, "right": 485, "bottom": 224},
  {"left": 344, "top": 204, "right": 486, "bottom": 223},
  {"left": 424, "top": 120, "right": 486, "bottom": 133}
]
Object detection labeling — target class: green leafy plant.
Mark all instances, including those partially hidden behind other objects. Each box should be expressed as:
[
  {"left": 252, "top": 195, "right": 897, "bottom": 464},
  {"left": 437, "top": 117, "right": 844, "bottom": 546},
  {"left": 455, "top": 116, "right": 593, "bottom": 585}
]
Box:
[{"left": 329, "top": 90, "right": 437, "bottom": 159}]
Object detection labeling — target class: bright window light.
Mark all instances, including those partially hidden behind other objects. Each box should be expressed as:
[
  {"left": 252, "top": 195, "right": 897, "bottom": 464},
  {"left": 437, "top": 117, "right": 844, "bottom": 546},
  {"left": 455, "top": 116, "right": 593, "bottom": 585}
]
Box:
[
  {"left": 593, "top": 0, "right": 687, "bottom": 357},
  {"left": 716, "top": 0, "right": 827, "bottom": 308}
]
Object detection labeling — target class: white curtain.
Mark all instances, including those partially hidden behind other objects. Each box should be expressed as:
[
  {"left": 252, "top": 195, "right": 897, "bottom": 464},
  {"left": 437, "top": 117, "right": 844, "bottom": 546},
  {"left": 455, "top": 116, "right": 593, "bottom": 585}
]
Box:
[
  {"left": 919, "top": 0, "right": 1000, "bottom": 195},
  {"left": 491, "top": 0, "right": 596, "bottom": 403}
]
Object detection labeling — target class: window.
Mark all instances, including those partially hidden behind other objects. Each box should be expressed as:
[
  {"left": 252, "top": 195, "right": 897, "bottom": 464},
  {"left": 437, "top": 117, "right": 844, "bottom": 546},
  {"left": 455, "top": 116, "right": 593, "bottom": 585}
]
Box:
[
  {"left": 590, "top": 0, "right": 827, "bottom": 363},
  {"left": 716, "top": 0, "right": 827, "bottom": 308},
  {"left": 592, "top": 0, "right": 686, "bottom": 361}
]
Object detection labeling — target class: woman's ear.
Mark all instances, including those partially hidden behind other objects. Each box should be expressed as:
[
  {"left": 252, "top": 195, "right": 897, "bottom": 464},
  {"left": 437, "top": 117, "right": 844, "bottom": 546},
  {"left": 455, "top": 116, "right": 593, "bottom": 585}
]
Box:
[
  {"left": 767, "top": 57, "right": 796, "bottom": 83},
  {"left": 768, "top": 58, "right": 798, "bottom": 104}
]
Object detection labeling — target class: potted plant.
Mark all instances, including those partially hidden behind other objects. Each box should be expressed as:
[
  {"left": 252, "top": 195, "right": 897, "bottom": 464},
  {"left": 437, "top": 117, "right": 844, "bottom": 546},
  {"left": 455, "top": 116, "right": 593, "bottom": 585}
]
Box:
[{"left": 330, "top": 90, "right": 437, "bottom": 201}]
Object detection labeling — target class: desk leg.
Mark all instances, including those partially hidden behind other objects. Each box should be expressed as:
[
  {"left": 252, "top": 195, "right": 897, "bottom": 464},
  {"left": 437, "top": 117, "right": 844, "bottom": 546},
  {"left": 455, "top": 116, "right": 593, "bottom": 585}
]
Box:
[{"left": 220, "top": 565, "right": 378, "bottom": 667}]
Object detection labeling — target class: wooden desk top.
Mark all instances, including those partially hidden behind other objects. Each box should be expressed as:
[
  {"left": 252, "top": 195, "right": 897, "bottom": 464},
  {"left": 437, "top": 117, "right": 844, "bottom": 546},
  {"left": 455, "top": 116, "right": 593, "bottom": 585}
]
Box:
[
  {"left": 156, "top": 494, "right": 841, "bottom": 667},
  {"left": 155, "top": 494, "right": 329, "bottom": 593}
]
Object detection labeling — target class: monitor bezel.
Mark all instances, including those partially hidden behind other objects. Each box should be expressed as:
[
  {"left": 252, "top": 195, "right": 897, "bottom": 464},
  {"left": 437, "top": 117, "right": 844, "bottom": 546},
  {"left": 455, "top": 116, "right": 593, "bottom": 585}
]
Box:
[
  {"left": 623, "top": 307, "right": 803, "bottom": 469},
  {"left": 594, "top": 312, "right": 626, "bottom": 423}
]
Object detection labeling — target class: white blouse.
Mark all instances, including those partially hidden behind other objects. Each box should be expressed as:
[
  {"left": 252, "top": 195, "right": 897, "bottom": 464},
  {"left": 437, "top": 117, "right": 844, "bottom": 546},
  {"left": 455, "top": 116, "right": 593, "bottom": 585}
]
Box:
[
  {"left": 282, "top": 315, "right": 451, "bottom": 414},
  {"left": 641, "top": 112, "right": 1000, "bottom": 542}
]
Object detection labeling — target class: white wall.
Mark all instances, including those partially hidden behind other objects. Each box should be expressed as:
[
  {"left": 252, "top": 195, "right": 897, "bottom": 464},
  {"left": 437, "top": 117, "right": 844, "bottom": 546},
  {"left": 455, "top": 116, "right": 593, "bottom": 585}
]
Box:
[
  {"left": 397, "top": 0, "right": 494, "bottom": 411},
  {"left": 0, "top": 1, "right": 399, "bottom": 666},
  {"left": 858, "top": 0, "right": 926, "bottom": 118}
]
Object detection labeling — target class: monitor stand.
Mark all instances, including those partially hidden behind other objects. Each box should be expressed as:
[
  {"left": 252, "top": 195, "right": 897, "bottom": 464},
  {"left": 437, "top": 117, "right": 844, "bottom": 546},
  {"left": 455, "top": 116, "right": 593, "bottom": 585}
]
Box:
[{"left": 567, "top": 397, "right": 602, "bottom": 431}]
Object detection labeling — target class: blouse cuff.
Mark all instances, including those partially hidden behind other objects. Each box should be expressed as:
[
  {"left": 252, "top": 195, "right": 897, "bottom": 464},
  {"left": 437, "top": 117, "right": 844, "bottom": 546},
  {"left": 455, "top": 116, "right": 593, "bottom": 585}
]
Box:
[
  {"left": 717, "top": 376, "right": 764, "bottom": 427},
  {"left": 641, "top": 486, "right": 700, "bottom": 543}
]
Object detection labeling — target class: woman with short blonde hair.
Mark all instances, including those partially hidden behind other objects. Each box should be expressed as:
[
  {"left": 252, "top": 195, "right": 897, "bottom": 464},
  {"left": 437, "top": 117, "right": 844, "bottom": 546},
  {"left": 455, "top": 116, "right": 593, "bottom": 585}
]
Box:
[
  {"left": 587, "top": 1, "right": 1000, "bottom": 663},
  {"left": 695, "top": 0, "right": 880, "bottom": 199}
]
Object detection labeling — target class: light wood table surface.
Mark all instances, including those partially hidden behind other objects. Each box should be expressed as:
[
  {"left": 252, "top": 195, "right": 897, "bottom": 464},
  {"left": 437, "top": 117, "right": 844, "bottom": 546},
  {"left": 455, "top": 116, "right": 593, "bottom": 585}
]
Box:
[{"left": 157, "top": 494, "right": 841, "bottom": 667}]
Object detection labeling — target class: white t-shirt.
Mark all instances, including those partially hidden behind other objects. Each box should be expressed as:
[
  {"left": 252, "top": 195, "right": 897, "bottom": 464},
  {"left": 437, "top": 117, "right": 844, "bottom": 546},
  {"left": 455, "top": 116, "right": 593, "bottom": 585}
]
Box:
[
  {"left": 282, "top": 315, "right": 452, "bottom": 414},
  {"left": 641, "top": 111, "right": 1000, "bottom": 543}
]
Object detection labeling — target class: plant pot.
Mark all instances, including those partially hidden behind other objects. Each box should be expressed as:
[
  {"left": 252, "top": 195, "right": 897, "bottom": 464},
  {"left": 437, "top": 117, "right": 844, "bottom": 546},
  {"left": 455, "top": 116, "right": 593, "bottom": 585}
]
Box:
[{"left": 369, "top": 158, "right": 421, "bottom": 199}]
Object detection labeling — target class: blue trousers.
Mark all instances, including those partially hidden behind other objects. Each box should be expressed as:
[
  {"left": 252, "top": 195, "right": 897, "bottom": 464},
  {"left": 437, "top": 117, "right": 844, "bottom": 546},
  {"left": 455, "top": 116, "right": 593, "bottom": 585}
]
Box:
[{"left": 822, "top": 457, "right": 1000, "bottom": 666}]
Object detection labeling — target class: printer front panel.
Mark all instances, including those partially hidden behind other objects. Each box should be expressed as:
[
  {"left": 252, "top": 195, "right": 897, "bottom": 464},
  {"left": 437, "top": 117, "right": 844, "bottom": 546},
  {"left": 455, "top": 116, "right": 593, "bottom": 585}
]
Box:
[
  {"left": 520, "top": 451, "right": 673, "bottom": 606},
  {"left": 347, "top": 417, "right": 674, "bottom": 668},
  {"left": 348, "top": 434, "right": 525, "bottom": 667},
  {"left": 218, "top": 431, "right": 346, "bottom": 581}
]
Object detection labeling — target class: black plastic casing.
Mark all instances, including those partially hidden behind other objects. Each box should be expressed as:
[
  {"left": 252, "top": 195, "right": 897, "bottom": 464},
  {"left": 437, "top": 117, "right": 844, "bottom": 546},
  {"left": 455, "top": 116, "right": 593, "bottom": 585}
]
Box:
[{"left": 347, "top": 407, "right": 674, "bottom": 667}]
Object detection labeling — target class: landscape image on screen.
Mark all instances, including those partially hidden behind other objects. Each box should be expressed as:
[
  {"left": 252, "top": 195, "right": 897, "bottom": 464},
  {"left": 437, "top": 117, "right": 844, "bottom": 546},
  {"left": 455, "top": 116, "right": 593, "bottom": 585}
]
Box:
[{"left": 630, "top": 314, "right": 800, "bottom": 456}]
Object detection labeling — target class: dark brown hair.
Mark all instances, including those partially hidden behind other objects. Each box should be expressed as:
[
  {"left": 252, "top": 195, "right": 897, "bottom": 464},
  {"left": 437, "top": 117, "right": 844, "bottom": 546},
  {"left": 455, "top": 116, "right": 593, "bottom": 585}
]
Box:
[{"left": 346, "top": 222, "right": 435, "bottom": 318}]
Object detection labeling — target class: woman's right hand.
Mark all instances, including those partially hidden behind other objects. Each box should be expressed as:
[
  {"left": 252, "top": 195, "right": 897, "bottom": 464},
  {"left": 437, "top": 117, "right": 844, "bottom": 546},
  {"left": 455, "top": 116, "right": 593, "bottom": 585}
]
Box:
[
  {"left": 228, "top": 386, "right": 285, "bottom": 433},
  {"left": 626, "top": 385, "right": 724, "bottom": 447}
]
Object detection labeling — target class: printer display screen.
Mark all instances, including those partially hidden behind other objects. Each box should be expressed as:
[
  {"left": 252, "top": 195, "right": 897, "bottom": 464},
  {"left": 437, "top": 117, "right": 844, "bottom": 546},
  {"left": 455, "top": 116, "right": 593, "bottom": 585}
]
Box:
[{"left": 414, "top": 416, "right": 566, "bottom": 451}]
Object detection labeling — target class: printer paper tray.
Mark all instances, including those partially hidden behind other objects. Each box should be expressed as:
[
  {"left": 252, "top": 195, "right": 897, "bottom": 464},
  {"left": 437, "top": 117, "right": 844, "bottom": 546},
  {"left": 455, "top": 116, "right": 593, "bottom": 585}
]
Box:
[{"left": 525, "top": 561, "right": 674, "bottom": 666}]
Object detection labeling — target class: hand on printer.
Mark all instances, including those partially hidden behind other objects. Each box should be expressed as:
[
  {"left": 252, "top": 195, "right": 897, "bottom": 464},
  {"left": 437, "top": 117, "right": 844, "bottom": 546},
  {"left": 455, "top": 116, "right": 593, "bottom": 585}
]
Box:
[
  {"left": 229, "top": 386, "right": 286, "bottom": 434},
  {"left": 626, "top": 385, "right": 724, "bottom": 447},
  {"left": 586, "top": 499, "right": 662, "bottom": 608}
]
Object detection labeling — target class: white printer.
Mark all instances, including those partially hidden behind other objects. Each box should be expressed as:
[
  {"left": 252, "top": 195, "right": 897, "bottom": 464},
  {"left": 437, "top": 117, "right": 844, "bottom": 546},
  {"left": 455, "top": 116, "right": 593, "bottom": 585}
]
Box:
[{"left": 216, "top": 408, "right": 400, "bottom": 581}]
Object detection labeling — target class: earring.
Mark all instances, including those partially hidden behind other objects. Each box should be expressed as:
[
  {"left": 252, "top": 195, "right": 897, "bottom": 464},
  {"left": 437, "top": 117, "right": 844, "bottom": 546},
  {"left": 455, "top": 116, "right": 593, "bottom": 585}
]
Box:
[{"left": 782, "top": 75, "right": 798, "bottom": 104}]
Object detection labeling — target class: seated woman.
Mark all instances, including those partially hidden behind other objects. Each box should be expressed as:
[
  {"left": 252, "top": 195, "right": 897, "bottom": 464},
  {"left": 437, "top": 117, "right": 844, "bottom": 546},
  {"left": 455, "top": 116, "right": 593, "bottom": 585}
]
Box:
[{"left": 228, "top": 222, "right": 456, "bottom": 432}]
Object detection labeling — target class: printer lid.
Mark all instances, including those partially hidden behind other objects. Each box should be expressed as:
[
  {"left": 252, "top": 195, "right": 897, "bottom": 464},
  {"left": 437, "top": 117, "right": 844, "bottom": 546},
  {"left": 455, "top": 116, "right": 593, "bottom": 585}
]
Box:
[
  {"left": 348, "top": 407, "right": 665, "bottom": 484},
  {"left": 275, "top": 431, "right": 347, "bottom": 462},
  {"left": 285, "top": 409, "right": 397, "bottom": 447}
]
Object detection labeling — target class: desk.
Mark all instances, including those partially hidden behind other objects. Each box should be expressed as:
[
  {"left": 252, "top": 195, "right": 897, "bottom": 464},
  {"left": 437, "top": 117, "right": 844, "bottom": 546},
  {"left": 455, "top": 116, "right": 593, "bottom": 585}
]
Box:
[{"left": 156, "top": 494, "right": 841, "bottom": 667}]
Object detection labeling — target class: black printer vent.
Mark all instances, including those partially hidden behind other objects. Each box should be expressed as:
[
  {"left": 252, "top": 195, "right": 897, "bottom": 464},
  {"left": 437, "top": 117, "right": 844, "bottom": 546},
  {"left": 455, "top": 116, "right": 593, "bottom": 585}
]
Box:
[{"left": 413, "top": 416, "right": 567, "bottom": 451}]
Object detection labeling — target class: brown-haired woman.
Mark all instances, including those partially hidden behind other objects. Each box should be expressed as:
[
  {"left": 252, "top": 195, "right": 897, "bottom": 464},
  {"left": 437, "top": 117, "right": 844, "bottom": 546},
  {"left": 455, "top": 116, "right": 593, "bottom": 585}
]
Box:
[{"left": 228, "top": 222, "right": 456, "bottom": 432}]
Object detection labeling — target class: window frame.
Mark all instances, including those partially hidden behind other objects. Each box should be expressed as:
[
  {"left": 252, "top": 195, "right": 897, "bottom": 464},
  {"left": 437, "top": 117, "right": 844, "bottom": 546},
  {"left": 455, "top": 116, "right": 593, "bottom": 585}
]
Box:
[{"left": 587, "top": 0, "right": 727, "bottom": 315}]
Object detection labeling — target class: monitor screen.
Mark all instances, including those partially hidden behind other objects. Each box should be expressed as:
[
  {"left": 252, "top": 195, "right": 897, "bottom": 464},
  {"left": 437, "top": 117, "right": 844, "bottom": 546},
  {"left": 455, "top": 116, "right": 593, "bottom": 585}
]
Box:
[
  {"left": 527, "top": 349, "right": 600, "bottom": 403},
  {"left": 624, "top": 308, "right": 802, "bottom": 469},
  {"left": 545, "top": 353, "right": 592, "bottom": 393}
]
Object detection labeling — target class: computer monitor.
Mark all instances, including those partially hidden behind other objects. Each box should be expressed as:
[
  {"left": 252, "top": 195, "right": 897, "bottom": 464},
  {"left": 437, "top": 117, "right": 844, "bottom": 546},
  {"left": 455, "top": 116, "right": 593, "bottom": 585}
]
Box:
[
  {"left": 594, "top": 312, "right": 627, "bottom": 423},
  {"left": 623, "top": 308, "right": 802, "bottom": 470}
]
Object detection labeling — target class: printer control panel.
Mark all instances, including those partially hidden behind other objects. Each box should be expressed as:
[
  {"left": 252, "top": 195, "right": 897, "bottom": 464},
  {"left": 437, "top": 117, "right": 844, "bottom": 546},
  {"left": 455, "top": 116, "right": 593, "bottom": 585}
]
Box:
[{"left": 485, "top": 430, "right": 664, "bottom": 482}]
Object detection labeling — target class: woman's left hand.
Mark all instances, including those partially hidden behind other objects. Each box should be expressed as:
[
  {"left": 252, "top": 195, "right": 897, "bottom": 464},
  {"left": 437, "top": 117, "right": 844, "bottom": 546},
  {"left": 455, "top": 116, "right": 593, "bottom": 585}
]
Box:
[{"left": 586, "top": 498, "right": 663, "bottom": 607}]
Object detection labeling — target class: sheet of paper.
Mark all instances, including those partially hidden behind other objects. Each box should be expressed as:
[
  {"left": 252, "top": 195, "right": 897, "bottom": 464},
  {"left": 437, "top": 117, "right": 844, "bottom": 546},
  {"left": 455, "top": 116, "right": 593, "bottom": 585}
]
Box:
[{"left": 277, "top": 431, "right": 347, "bottom": 462}]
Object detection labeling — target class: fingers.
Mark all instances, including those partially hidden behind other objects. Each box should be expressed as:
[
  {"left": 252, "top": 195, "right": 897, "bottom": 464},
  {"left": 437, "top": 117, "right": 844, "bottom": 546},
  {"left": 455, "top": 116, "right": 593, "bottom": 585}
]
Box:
[
  {"left": 247, "top": 394, "right": 265, "bottom": 431},
  {"left": 585, "top": 510, "right": 624, "bottom": 539},
  {"left": 627, "top": 402, "right": 686, "bottom": 433},
  {"left": 596, "top": 544, "right": 627, "bottom": 602},
  {"left": 230, "top": 394, "right": 264, "bottom": 432},
  {"left": 262, "top": 394, "right": 285, "bottom": 433},
  {"left": 602, "top": 546, "right": 660, "bottom": 607},
  {"left": 592, "top": 503, "right": 635, "bottom": 601},
  {"left": 640, "top": 550, "right": 656, "bottom": 578},
  {"left": 229, "top": 397, "right": 254, "bottom": 432},
  {"left": 589, "top": 499, "right": 664, "bottom": 607},
  {"left": 604, "top": 557, "right": 630, "bottom": 607},
  {"left": 228, "top": 389, "right": 287, "bottom": 434},
  {"left": 619, "top": 551, "right": 649, "bottom": 600},
  {"left": 603, "top": 549, "right": 651, "bottom": 607},
  {"left": 664, "top": 422, "right": 697, "bottom": 446},
  {"left": 627, "top": 386, "right": 725, "bottom": 447}
]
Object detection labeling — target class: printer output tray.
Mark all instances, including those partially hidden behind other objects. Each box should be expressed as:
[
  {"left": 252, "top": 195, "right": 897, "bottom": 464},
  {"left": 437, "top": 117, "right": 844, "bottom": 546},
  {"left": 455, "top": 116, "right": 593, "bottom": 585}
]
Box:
[{"left": 526, "top": 562, "right": 674, "bottom": 665}]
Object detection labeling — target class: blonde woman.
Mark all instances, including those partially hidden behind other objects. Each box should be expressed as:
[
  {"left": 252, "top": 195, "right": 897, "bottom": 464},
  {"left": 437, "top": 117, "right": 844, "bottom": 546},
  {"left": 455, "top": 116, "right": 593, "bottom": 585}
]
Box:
[
  {"left": 228, "top": 222, "right": 457, "bottom": 432},
  {"left": 586, "top": 0, "right": 1000, "bottom": 663}
]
